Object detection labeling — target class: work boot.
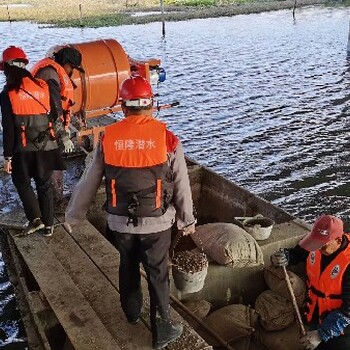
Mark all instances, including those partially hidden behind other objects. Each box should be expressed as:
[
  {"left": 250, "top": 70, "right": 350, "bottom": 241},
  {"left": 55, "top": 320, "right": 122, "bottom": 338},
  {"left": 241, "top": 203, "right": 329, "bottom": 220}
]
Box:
[
  {"left": 43, "top": 226, "right": 54, "bottom": 237},
  {"left": 154, "top": 318, "right": 183, "bottom": 349},
  {"left": 24, "top": 218, "right": 44, "bottom": 235}
]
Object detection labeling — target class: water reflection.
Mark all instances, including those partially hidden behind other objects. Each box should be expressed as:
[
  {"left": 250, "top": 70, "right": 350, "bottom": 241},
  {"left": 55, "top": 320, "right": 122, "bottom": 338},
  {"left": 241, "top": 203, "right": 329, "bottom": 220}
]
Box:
[{"left": 1, "top": 5, "right": 350, "bottom": 347}]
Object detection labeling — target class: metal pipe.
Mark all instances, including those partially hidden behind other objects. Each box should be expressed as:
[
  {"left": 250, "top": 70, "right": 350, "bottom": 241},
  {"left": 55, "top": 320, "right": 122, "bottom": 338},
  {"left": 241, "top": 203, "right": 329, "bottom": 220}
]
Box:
[{"left": 282, "top": 265, "right": 307, "bottom": 336}]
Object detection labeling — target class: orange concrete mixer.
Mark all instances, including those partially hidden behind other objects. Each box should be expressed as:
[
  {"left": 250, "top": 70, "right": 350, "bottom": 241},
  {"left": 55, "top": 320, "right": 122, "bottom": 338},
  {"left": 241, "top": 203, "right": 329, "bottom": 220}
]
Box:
[{"left": 43, "top": 39, "right": 167, "bottom": 149}]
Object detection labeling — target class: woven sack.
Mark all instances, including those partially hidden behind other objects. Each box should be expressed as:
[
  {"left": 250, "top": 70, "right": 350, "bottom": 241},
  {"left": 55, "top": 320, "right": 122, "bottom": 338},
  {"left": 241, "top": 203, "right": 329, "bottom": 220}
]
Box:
[
  {"left": 264, "top": 266, "right": 306, "bottom": 307},
  {"left": 254, "top": 322, "right": 304, "bottom": 350},
  {"left": 192, "top": 223, "right": 264, "bottom": 267},
  {"left": 255, "top": 290, "right": 295, "bottom": 331},
  {"left": 204, "top": 304, "right": 259, "bottom": 347},
  {"left": 182, "top": 300, "right": 212, "bottom": 319}
]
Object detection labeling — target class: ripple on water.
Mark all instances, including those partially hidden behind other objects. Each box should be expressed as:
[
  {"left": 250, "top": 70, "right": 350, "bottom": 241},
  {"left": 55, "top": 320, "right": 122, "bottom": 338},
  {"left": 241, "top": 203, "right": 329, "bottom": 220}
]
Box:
[{"left": 1, "top": 6, "right": 350, "bottom": 347}]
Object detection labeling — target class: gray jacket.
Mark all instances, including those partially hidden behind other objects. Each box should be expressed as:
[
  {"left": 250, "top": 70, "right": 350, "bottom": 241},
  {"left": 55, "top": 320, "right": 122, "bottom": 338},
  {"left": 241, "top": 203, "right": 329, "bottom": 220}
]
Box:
[{"left": 65, "top": 138, "right": 195, "bottom": 234}]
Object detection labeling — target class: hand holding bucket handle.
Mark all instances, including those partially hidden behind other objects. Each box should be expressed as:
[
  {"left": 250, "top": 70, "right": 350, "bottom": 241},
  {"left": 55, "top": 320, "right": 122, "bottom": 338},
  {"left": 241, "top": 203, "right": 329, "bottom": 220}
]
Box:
[{"left": 181, "top": 222, "right": 196, "bottom": 236}]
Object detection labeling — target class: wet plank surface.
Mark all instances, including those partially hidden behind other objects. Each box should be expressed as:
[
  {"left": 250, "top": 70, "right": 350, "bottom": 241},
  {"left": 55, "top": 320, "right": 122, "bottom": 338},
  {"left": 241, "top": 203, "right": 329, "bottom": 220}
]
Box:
[
  {"left": 6, "top": 218, "right": 212, "bottom": 350},
  {"left": 11, "top": 231, "right": 120, "bottom": 350}
]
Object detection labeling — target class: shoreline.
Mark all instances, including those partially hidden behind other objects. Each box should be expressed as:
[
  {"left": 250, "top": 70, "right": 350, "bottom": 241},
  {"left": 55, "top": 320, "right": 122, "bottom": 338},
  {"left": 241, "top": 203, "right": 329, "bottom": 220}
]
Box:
[{"left": 0, "top": 0, "right": 331, "bottom": 27}]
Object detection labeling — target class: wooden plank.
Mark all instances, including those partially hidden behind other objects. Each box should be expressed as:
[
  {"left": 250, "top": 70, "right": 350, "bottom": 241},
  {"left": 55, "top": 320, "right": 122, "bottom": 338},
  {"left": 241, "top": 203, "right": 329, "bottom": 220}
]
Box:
[
  {"left": 45, "top": 225, "right": 153, "bottom": 350},
  {"left": 2, "top": 233, "right": 47, "bottom": 350},
  {"left": 60, "top": 219, "right": 213, "bottom": 350},
  {"left": 10, "top": 231, "right": 120, "bottom": 350}
]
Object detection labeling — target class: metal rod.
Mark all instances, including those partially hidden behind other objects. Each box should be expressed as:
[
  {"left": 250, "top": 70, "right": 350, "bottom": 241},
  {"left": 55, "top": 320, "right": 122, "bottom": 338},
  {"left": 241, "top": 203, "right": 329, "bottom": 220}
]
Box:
[{"left": 282, "top": 265, "right": 307, "bottom": 336}]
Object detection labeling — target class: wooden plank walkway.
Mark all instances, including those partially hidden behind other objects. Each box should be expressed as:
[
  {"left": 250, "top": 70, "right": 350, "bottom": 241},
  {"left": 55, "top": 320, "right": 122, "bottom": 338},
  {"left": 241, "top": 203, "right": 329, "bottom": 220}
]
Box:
[{"left": 3, "top": 218, "right": 212, "bottom": 350}]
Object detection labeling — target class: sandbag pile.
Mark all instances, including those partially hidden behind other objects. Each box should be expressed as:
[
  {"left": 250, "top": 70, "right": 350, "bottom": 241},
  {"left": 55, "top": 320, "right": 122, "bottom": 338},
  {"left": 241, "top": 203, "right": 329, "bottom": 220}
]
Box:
[
  {"left": 191, "top": 223, "right": 264, "bottom": 268},
  {"left": 251, "top": 267, "right": 307, "bottom": 350},
  {"left": 264, "top": 266, "right": 306, "bottom": 307}
]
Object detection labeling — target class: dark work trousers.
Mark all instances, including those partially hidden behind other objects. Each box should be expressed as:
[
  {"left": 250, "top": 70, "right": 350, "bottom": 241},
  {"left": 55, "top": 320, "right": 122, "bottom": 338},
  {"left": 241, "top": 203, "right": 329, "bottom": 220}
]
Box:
[
  {"left": 11, "top": 154, "right": 54, "bottom": 227},
  {"left": 108, "top": 227, "right": 171, "bottom": 341},
  {"left": 316, "top": 335, "right": 350, "bottom": 349},
  {"left": 51, "top": 170, "right": 65, "bottom": 203}
]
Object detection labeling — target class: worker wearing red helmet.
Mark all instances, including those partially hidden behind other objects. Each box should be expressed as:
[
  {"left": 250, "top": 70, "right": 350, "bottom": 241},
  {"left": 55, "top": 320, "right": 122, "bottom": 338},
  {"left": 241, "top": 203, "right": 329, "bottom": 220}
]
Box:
[
  {"left": 65, "top": 75, "right": 196, "bottom": 349},
  {"left": 0, "top": 46, "right": 65, "bottom": 237},
  {"left": 31, "top": 46, "right": 85, "bottom": 213}
]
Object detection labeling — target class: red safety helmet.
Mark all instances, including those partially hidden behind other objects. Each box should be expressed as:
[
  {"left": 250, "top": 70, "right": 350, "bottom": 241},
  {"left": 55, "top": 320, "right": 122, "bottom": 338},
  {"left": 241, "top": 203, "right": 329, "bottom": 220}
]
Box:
[
  {"left": 119, "top": 75, "right": 153, "bottom": 101},
  {"left": 0, "top": 46, "right": 29, "bottom": 70}
]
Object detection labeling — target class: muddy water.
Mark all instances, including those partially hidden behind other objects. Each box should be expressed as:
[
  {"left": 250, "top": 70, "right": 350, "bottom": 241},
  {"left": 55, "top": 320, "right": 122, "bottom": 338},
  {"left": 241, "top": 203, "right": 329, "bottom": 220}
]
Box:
[{"left": 1, "top": 5, "right": 350, "bottom": 347}]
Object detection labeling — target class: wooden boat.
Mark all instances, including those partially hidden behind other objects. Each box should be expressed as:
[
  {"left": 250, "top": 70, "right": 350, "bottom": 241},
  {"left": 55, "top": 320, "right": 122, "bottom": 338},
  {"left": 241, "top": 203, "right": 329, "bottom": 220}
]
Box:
[
  {"left": 0, "top": 156, "right": 311, "bottom": 350},
  {"left": 0, "top": 39, "right": 311, "bottom": 350}
]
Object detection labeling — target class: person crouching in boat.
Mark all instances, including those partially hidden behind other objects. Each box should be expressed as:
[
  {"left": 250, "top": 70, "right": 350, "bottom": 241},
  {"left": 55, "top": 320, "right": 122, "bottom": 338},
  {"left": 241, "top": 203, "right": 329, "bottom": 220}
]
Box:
[
  {"left": 271, "top": 215, "right": 350, "bottom": 350},
  {"left": 0, "top": 46, "right": 65, "bottom": 237},
  {"left": 64, "top": 75, "right": 196, "bottom": 349}
]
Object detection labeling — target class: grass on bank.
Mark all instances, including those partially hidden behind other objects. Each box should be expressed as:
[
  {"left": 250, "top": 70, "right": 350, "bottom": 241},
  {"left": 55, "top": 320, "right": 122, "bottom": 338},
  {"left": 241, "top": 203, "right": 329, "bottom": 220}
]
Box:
[{"left": 0, "top": 0, "right": 246, "bottom": 25}]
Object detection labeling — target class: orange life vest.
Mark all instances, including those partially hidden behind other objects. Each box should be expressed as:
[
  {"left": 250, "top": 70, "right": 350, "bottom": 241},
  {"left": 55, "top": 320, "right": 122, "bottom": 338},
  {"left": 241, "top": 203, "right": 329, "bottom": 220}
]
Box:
[
  {"left": 305, "top": 234, "right": 350, "bottom": 323},
  {"left": 31, "top": 57, "right": 74, "bottom": 127},
  {"left": 8, "top": 77, "right": 58, "bottom": 152},
  {"left": 102, "top": 115, "right": 176, "bottom": 226}
]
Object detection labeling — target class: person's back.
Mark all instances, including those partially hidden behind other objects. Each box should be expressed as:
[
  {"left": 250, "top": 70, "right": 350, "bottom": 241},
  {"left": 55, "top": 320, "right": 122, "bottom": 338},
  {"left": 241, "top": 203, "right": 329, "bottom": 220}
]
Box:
[
  {"left": 65, "top": 76, "right": 196, "bottom": 349},
  {"left": 1, "top": 45, "right": 65, "bottom": 237},
  {"left": 31, "top": 47, "right": 84, "bottom": 212}
]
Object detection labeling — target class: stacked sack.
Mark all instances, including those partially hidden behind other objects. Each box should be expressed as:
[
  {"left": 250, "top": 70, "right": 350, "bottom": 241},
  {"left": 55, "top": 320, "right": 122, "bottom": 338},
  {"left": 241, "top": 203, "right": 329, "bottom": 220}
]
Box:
[{"left": 253, "top": 266, "right": 307, "bottom": 350}]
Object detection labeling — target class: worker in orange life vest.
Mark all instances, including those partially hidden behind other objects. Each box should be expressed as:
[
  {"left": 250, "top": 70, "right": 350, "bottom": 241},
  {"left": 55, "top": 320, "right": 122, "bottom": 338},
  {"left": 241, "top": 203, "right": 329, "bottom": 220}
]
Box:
[
  {"left": 271, "top": 215, "right": 350, "bottom": 350},
  {"left": 31, "top": 46, "right": 85, "bottom": 212},
  {"left": 64, "top": 75, "right": 196, "bottom": 349},
  {"left": 0, "top": 46, "right": 65, "bottom": 237}
]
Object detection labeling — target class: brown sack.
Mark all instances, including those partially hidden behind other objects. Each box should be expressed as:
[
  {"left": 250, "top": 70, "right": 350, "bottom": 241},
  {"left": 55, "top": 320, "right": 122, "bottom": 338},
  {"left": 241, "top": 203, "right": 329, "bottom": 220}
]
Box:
[
  {"left": 264, "top": 266, "right": 306, "bottom": 307},
  {"left": 254, "top": 322, "right": 304, "bottom": 350},
  {"left": 204, "top": 304, "right": 259, "bottom": 347},
  {"left": 255, "top": 290, "right": 295, "bottom": 331},
  {"left": 182, "top": 300, "right": 212, "bottom": 319},
  {"left": 192, "top": 223, "right": 264, "bottom": 267}
]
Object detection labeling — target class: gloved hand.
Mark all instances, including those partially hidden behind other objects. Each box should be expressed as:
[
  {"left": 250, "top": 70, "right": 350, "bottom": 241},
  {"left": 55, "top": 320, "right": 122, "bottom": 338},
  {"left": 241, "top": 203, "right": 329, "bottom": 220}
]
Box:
[
  {"left": 62, "top": 138, "right": 75, "bottom": 153},
  {"left": 182, "top": 223, "right": 196, "bottom": 236},
  {"left": 270, "top": 249, "right": 289, "bottom": 267},
  {"left": 3, "top": 158, "right": 12, "bottom": 174},
  {"left": 300, "top": 330, "right": 322, "bottom": 350}
]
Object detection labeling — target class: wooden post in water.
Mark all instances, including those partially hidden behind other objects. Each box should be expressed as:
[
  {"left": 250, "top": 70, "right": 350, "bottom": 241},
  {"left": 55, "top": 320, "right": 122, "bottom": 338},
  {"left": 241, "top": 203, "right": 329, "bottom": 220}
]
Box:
[
  {"left": 292, "top": 0, "right": 297, "bottom": 21},
  {"left": 347, "top": 19, "right": 350, "bottom": 57},
  {"left": 79, "top": 4, "right": 83, "bottom": 27},
  {"left": 160, "top": 0, "right": 165, "bottom": 37},
  {"left": 6, "top": 4, "right": 11, "bottom": 23}
]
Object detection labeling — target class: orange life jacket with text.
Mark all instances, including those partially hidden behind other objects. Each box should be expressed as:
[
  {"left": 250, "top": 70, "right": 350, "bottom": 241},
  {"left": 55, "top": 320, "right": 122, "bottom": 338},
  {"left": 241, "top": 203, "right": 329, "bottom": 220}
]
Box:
[
  {"left": 31, "top": 57, "right": 74, "bottom": 127},
  {"left": 305, "top": 234, "right": 350, "bottom": 323},
  {"left": 8, "top": 77, "right": 58, "bottom": 152},
  {"left": 102, "top": 115, "right": 178, "bottom": 226}
]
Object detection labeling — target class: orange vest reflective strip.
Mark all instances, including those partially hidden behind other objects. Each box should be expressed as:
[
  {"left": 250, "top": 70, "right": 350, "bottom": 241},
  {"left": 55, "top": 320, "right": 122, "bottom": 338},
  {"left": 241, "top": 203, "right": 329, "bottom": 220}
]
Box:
[
  {"left": 103, "top": 115, "right": 167, "bottom": 167},
  {"left": 9, "top": 78, "right": 50, "bottom": 115},
  {"left": 156, "top": 179, "right": 162, "bottom": 209},
  {"left": 48, "top": 122, "right": 56, "bottom": 139},
  {"left": 20, "top": 125, "right": 27, "bottom": 147},
  {"left": 306, "top": 234, "right": 350, "bottom": 322},
  {"left": 31, "top": 57, "right": 74, "bottom": 124},
  {"left": 111, "top": 179, "right": 117, "bottom": 207}
]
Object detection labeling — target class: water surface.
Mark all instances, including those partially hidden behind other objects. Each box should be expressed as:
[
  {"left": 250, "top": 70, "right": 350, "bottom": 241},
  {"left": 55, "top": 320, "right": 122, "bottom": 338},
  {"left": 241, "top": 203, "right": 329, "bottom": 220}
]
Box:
[{"left": 1, "top": 5, "right": 350, "bottom": 346}]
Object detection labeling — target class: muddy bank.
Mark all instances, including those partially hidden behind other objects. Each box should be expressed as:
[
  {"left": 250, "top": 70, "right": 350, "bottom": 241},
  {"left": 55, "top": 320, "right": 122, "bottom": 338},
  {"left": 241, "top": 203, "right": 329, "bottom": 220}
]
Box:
[
  {"left": 42, "top": 0, "right": 329, "bottom": 27},
  {"left": 123, "top": 0, "right": 329, "bottom": 24}
]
